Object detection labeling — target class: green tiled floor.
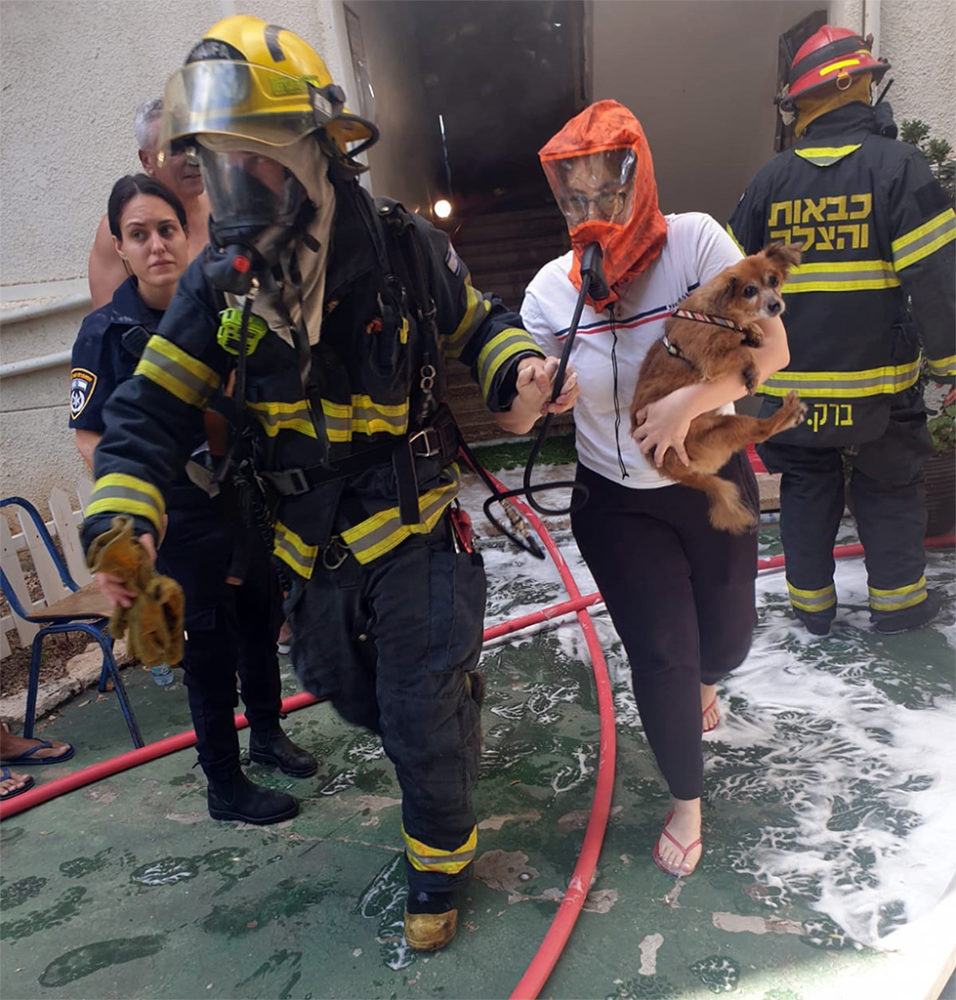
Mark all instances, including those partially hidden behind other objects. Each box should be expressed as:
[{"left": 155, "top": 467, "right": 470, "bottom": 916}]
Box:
[{"left": 2, "top": 507, "right": 954, "bottom": 1000}]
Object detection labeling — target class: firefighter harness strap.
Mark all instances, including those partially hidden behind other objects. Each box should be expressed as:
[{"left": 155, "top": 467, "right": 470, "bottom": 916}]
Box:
[{"left": 259, "top": 403, "right": 460, "bottom": 526}]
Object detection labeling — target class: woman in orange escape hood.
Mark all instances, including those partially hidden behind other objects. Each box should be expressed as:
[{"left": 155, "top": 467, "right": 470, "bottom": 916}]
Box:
[{"left": 522, "top": 100, "right": 792, "bottom": 876}]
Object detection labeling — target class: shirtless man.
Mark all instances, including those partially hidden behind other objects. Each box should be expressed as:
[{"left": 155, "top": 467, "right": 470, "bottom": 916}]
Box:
[{"left": 87, "top": 97, "right": 209, "bottom": 308}]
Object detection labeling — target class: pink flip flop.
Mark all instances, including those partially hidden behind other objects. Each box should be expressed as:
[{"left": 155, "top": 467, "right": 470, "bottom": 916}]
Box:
[
  {"left": 702, "top": 697, "right": 720, "bottom": 733},
  {"left": 652, "top": 810, "right": 702, "bottom": 877}
]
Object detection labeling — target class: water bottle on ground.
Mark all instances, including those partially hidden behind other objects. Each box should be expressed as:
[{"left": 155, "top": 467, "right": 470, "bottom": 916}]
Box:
[{"left": 151, "top": 663, "right": 175, "bottom": 687}]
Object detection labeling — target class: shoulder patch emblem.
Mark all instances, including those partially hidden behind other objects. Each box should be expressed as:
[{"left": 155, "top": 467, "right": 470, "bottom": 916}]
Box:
[
  {"left": 70, "top": 368, "right": 97, "bottom": 419},
  {"left": 444, "top": 243, "right": 462, "bottom": 276}
]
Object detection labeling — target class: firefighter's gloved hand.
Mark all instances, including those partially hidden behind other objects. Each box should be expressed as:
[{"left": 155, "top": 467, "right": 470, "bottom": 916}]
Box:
[
  {"left": 127, "top": 574, "right": 185, "bottom": 668},
  {"left": 86, "top": 516, "right": 153, "bottom": 591},
  {"left": 86, "top": 515, "right": 185, "bottom": 667}
]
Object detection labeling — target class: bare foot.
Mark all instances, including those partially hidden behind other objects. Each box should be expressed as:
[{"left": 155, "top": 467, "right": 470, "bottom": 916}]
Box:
[
  {"left": 0, "top": 766, "right": 33, "bottom": 800},
  {"left": 0, "top": 727, "right": 73, "bottom": 764},
  {"left": 701, "top": 683, "right": 720, "bottom": 733},
  {"left": 653, "top": 798, "right": 703, "bottom": 876}
]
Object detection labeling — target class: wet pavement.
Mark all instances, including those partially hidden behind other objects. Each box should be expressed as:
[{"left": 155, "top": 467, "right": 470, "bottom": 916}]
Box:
[{"left": 1, "top": 467, "right": 954, "bottom": 1000}]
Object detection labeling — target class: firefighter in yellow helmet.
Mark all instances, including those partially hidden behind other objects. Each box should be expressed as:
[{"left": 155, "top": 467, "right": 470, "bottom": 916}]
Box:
[
  {"left": 81, "top": 16, "right": 578, "bottom": 952},
  {"left": 728, "top": 26, "right": 955, "bottom": 636}
]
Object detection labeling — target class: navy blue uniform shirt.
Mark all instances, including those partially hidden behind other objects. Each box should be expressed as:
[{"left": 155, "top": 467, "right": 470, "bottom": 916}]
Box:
[{"left": 70, "top": 276, "right": 163, "bottom": 431}]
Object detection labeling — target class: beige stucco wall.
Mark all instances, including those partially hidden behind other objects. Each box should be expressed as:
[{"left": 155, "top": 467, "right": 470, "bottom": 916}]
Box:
[
  {"left": 592, "top": 0, "right": 955, "bottom": 221},
  {"left": 0, "top": 0, "right": 410, "bottom": 515},
  {"left": 2, "top": 0, "right": 953, "bottom": 514},
  {"left": 591, "top": 0, "right": 824, "bottom": 220},
  {"left": 835, "top": 0, "right": 956, "bottom": 147}
]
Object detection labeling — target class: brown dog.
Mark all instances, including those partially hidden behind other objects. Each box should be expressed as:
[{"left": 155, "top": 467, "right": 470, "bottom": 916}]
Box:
[{"left": 630, "top": 242, "right": 806, "bottom": 534}]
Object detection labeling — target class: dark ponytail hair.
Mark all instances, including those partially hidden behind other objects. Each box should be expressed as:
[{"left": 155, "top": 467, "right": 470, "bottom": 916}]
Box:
[{"left": 107, "top": 173, "right": 187, "bottom": 240}]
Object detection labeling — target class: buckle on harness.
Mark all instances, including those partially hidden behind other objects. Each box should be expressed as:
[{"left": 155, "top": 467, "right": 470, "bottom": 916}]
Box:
[
  {"left": 322, "top": 535, "right": 349, "bottom": 570},
  {"left": 408, "top": 426, "right": 441, "bottom": 459},
  {"left": 264, "top": 467, "right": 311, "bottom": 496}
]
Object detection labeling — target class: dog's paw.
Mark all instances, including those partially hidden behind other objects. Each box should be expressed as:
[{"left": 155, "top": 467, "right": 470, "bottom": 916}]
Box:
[
  {"left": 743, "top": 364, "right": 759, "bottom": 394},
  {"left": 742, "top": 327, "right": 764, "bottom": 348},
  {"left": 781, "top": 390, "right": 807, "bottom": 426}
]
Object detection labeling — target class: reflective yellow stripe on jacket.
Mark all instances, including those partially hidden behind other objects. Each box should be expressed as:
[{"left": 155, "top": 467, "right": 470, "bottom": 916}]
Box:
[
  {"left": 135, "top": 336, "right": 220, "bottom": 410},
  {"left": 793, "top": 144, "right": 862, "bottom": 167},
  {"left": 787, "top": 581, "right": 836, "bottom": 614},
  {"left": 444, "top": 282, "right": 491, "bottom": 360},
  {"left": 247, "top": 399, "right": 317, "bottom": 439},
  {"left": 892, "top": 209, "right": 956, "bottom": 272},
  {"left": 342, "top": 466, "right": 462, "bottom": 565},
  {"left": 868, "top": 576, "right": 928, "bottom": 613},
  {"left": 758, "top": 356, "right": 921, "bottom": 399},
  {"left": 86, "top": 473, "right": 165, "bottom": 533},
  {"left": 319, "top": 397, "right": 409, "bottom": 443},
  {"left": 403, "top": 824, "right": 477, "bottom": 875},
  {"left": 925, "top": 352, "right": 956, "bottom": 380},
  {"left": 476, "top": 328, "right": 540, "bottom": 400},
  {"left": 273, "top": 520, "right": 319, "bottom": 579},
  {"left": 782, "top": 259, "right": 900, "bottom": 294}
]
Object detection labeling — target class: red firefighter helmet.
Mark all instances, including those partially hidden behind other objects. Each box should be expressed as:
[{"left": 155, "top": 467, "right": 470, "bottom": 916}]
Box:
[{"left": 778, "top": 25, "right": 890, "bottom": 109}]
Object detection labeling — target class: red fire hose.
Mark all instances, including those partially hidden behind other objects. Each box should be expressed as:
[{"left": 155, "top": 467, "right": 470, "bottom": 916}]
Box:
[
  {"left": 1, "top": 523, "right": 952, "bottom": 998},
  {"left": 0, "top": 691, "right": 321, "bottom": 819}
]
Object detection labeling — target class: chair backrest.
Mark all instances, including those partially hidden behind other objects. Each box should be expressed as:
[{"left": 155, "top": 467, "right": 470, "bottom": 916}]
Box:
[{"left": 1, "top": 496, "right": 83, "bottom": 650}]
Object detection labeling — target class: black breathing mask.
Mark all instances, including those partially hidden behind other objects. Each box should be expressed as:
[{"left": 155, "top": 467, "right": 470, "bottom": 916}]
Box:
[{"left": 199, "top": 147, "right": 311, "bottom": 294}]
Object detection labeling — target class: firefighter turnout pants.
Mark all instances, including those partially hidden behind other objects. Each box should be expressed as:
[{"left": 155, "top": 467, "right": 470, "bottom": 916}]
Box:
[
  {"left": 757, "top": 390, "right": 934, "bottom": 630},
  {"left": 289, "top": 514, "right": 485, "bottom": 895}
]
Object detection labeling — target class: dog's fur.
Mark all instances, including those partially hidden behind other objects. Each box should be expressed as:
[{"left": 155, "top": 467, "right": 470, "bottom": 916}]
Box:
[{"left": 630, "top": 242, "right": 806, "bottom": 534}]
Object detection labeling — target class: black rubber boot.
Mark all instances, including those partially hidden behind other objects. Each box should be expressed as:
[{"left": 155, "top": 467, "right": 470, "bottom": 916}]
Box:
[
  {"left": 249, "top": 730, "right": 318, "bottom": 778},
  {"left": 404, "top": 890, "right": 458, "bottom": 951},
  {"left": 206, "top": 770, "right": 299, "bottom": 824},
  {"left": 872, "top": 590, "right": 941, "bottom": 635},
  {"left": 794, "top": 609, "right": 834, "bottom": 637}
]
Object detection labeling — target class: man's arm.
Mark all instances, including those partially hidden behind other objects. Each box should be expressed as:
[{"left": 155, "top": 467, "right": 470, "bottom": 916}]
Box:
[
  {"left": 889, "top": 153, "right": 956, "bottom": 382},
  {"left": 74, "top": 429, "right": 101, "bottom": 472},
  {"left": 88, "top": 216, "right": 130, "bottom": 309}
]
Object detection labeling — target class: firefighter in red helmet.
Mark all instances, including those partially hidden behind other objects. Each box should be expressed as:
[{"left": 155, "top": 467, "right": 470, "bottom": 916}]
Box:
[
  {"left": 729, "top": 25, "right": 955, "bottom": 636},
  {"left": 81, "top": 15, "right": 578, "bottom": 952}
]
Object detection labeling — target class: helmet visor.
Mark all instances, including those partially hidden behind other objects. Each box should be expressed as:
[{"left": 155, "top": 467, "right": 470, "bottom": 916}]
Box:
[
  {"left": 161, "top": 60, "right": 322, "bottom": 148},
  {"left": 543, "top": 148, "right": 637, "bottom": 229},
  {"left": 199, "top": 147, "right": 307, "bottom": 250}
]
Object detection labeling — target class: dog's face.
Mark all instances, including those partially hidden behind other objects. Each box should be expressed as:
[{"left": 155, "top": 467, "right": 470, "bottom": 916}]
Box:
[{"left": 716, "top": 242, "right": 801, "bottom": 320}]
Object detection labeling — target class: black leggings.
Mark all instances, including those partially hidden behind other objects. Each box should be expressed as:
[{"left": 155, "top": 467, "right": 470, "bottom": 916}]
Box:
[{"left": 571, "top": 456, "right": 758, "bottom": 800}]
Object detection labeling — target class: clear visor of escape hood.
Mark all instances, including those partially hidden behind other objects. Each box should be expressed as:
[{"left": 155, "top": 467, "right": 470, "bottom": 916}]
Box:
[{"left": 543, "top": 147, "right": 637, "bottom": 227}]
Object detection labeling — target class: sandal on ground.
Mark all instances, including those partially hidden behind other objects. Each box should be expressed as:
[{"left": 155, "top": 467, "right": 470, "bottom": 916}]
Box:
[
  {"left": 702, "top": 696, "right": 721, "bottom": 734},
  {"left": 1, "top": 738, "right": 75, "bottom": 766},
  {"left": 0, "top": 766, "right": 35, "bottom": 801},
  {"left": 652, "top": 810, "right": 702, "bottom": 877}
]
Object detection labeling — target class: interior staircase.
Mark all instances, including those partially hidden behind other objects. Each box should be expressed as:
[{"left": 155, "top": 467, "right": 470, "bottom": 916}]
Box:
[{"left": 441, "top": 205, "right": 572, "bottom": 442}]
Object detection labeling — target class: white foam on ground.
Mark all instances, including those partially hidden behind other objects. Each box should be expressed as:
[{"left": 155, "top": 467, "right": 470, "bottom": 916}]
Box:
[
  {"left": 719, "top": 552, "right": 956, "bottom": 948},
  {"left": 466, "top": 464, "right": 956, "bottom": 950}
]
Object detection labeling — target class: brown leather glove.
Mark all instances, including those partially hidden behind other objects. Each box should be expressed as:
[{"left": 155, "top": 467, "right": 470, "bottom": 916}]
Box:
[{"left": 87, "top": 515, "right": 185, "bottom": 667}]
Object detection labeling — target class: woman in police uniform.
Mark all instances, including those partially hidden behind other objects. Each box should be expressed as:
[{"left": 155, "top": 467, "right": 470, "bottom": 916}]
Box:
[{"left": 70, "top": 173, "right": 317, "bottom": 825}]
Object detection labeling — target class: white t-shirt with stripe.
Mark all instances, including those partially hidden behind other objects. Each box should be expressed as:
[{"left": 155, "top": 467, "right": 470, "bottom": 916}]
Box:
[{"left": 521, "top": 212, "right": 743, "bottom": 489}]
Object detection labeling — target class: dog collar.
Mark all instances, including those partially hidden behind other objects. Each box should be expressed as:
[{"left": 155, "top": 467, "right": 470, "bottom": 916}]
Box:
[
  {"left": 662, "top": 335, "right": 692, "bottom": 363},
  {"left": 671, "top": 308, "right": 748, "bottom": 334}
]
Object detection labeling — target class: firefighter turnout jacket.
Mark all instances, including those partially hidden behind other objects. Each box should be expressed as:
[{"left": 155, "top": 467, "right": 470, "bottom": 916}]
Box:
[
  {"left": 727, "top": 101, "right": 955, "bottom": 630},
  {"left": 81, "top": 182, "right": 545, "bottom": 576},
  {"left": 728, "top": 102, "right": 956, "bottom": 446}
]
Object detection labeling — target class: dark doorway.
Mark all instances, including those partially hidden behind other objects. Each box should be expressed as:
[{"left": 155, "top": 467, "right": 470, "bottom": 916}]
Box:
[{"left": 405, "top": 0, "right": 586, "bottom": 218}]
